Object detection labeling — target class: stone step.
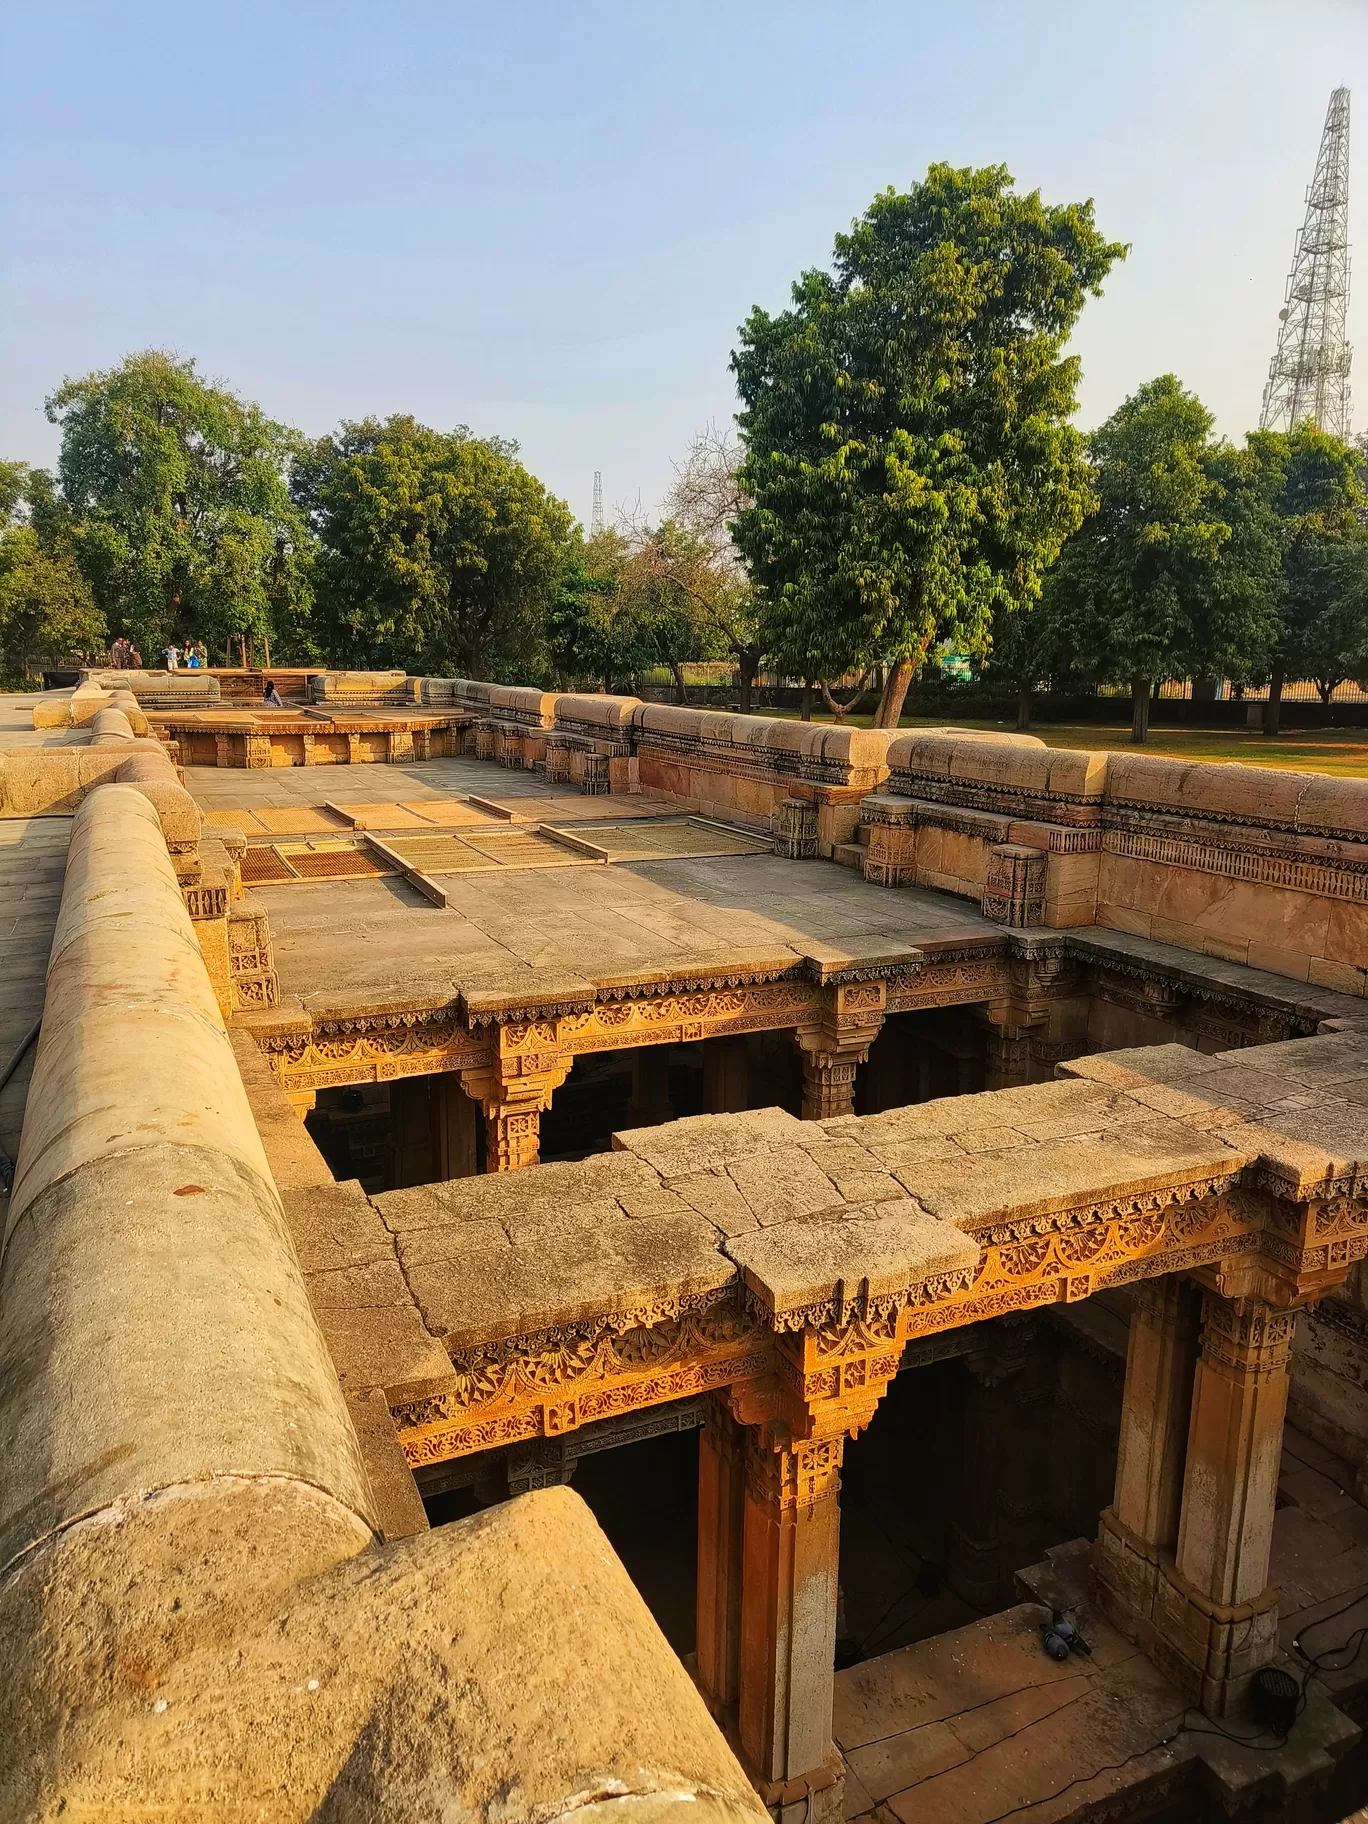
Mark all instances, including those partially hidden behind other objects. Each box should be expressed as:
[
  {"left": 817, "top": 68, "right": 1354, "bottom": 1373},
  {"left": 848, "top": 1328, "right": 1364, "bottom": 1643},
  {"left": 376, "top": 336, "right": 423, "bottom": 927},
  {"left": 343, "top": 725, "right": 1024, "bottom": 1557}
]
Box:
[{"left": 832, "top": 842, "right": 866, "bottom": 872}]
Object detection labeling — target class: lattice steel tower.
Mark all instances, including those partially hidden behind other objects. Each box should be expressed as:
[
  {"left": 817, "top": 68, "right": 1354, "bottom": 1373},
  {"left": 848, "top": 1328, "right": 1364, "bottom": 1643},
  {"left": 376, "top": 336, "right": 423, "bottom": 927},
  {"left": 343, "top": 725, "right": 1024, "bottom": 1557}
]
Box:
[
  {"left": 590, "top": 471, "right": 604, "bottom": 537},
  {"left": 1261, "top": 87, "right": 1353, "bottom": 437}
]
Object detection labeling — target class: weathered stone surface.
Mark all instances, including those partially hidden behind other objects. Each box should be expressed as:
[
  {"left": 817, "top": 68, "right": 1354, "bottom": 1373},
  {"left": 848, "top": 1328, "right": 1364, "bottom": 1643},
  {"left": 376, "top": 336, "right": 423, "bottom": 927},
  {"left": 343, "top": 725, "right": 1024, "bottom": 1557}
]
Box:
[
  {"left": 614, "top": 1106, "right": 812, "bottom": 1179},
  {"left": 0, "top": 1485, "right": 762, "bottom": 1822},
  {"left": 726, "top": 1202, "right": 979, "bottom": 1324},
  {"left": 402, "top": 1211, "right": 735, "bottom": 1349},
  {"left": 906, "top": 1128, "right": 1248, "bottom": 1233}
]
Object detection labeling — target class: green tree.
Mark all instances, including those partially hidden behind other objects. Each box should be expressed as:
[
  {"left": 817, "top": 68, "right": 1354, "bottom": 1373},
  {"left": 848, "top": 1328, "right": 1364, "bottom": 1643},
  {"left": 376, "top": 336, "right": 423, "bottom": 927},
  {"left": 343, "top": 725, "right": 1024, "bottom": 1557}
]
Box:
[
  {"left": 730, "top": 163, "right": 1126, "bottom": 726},
  {"left": 294, "top": 416, "right": 572, "bottom": 679},
  {"left": 45, "top": 350, "right": 313, "bottom": 663},
  {"left": 1258, "top": 423, "right": 1367, "bottom": 732},
  {"left": 1051, "top": 376, "right": 1282, "bottom": 742},
  {"left": 0, "top": 528, "right": 105, "bottom": 683},
  {"left": 547, "top": 531, "right": 644, "bottom": 689}
]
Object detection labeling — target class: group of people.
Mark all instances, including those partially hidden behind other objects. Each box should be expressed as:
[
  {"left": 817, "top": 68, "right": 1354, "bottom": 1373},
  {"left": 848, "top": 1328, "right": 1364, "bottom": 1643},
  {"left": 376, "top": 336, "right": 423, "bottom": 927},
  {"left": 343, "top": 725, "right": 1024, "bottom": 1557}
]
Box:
[
  {"left": 107, "top": 636, "right": 211, "bottom": 672},
  {"left": 159, "top": 640, "right": 210, "bottom": 671},
  {"left": 104, "top": 633, "right": 284, "bottom": 706}
]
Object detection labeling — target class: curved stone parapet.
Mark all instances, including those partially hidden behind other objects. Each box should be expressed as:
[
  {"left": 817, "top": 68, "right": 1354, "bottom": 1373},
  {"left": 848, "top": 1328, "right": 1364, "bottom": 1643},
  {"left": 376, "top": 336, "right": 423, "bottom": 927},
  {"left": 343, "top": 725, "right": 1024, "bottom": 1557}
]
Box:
[
  {"left": 2, "top": 785, "right": 379, "bottom": 1563},
  {"left": 0, "top": 782, "right": 763, "bottom": 1820}
]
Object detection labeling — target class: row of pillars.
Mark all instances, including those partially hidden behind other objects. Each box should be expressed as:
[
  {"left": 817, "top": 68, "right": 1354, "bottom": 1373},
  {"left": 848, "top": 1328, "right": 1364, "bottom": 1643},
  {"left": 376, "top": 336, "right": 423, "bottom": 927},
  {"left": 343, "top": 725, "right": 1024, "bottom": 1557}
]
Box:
[
  {"left": 690, "top": 1275, "right": 1300, "bottom": 1820},
  {"left": 389, "top": 1035, "right": 872, "bottom": 1184}
]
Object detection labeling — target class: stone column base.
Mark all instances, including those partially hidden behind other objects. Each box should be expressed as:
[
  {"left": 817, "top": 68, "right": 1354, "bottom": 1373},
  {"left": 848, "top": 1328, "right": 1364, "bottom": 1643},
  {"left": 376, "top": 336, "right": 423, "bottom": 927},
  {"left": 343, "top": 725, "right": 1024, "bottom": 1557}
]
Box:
[
  {"left": 1151, "top": 1557, "right": 1280, "bottom": 1718},
  {"left": 947, "top": 1518, "right": 1004, "bottom": 1611},
  {"left": 1093, "top": 1506, "right": 1162, "bottom": 1653},
  {"left": 1095, "top": 1511, "right": 1279, "bottom": 1717},
  {"left": 754, "top": 1745, "right": 845, "bottom": 1824}
]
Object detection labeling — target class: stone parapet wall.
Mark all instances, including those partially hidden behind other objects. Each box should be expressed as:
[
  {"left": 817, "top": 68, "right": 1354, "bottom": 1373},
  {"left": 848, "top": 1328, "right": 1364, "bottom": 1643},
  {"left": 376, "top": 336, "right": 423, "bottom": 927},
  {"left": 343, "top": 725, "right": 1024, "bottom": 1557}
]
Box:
[
  {"left": 78, "top": 666, "right": 224, "bottom": 706},
  {"left": 0, "top": 737, "right": 202, "bottom": 865},
  {"left": 0, "top": 781, "right": 764, "bottom": 1821},
  {"left": 310, "top": 670, "right": 421, "bottom": 706}
]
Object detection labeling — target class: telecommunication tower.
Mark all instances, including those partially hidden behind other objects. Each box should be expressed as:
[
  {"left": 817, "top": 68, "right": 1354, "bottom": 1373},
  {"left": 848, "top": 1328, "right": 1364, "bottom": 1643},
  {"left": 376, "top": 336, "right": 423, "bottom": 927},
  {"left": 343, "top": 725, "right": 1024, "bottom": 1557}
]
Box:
[
  {"left": 590, "top": 471, "right": 604, "bottom": 537},
  {"left": 1260, "top": 87, "right": 1353, "bottom": 437}
]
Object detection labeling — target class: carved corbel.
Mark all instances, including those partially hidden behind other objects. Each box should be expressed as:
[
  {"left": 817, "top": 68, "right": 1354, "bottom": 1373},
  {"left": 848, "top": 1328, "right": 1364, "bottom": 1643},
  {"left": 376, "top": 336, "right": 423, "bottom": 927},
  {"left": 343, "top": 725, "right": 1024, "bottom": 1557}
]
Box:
[
  {"left": 458, "top": 1024, "right": 573, "bottom": 1171},
  {"left": 792, "top": 980, "right": 886, "bottom": 1119}
]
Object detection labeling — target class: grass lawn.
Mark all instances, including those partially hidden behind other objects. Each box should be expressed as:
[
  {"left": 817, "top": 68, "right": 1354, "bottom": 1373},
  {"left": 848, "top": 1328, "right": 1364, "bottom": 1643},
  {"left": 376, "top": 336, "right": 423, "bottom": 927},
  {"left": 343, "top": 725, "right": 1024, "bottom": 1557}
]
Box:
[{"left": 759, "top": 706, "right": 1368, "bottom": 775}]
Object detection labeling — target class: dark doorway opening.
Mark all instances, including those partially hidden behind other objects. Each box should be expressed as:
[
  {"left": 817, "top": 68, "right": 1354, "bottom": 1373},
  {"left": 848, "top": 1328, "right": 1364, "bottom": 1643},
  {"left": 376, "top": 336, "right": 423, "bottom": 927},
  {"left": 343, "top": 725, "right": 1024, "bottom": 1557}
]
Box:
[
  {"left": 570, "top": 1428, "right": 700, "bottom": 1656},
  {"left": 836, "top": 1302, "right": 1127, "bottom": 1664},
  {"left": 856, "top": 1007, "right": 988, "bottom": 1116},
  {"left": 305, "top": 1073, "right": 484, "bottom": 1190}
]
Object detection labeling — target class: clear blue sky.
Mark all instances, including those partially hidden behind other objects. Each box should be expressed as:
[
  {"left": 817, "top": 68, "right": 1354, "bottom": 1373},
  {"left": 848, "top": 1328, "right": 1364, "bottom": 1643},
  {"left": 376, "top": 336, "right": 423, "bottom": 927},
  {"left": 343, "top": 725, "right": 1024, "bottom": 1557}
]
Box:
[{"left": 3, "top": 1, "right": 1367, "bottom": 528}]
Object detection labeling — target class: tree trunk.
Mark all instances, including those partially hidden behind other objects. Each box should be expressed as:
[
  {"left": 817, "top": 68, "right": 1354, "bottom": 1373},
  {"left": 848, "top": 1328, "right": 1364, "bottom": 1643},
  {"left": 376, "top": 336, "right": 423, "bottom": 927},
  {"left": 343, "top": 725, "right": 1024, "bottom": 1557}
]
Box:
[
  {"left": 1263, "top": 668, "right": 1284, "bottom": 737},
  {"left": 1016, "top": 685, "right": 1031, "bottom": 732},
  {"left": 873, "top": 659, "right": 915, "bottom": 729},
  {"left": 1130, "top": 678, "right": 1151, "bottom": 745},
  {"left": 263, "top": 633, "right": 272, "bottom": 671},
  {"left": 820, "top": 669, "right": 874, "bottom": 724},
  {"left": 737, "top": 648, "right": 759, "bottom": 716},
  {"left": 670, "top": 660, "right": 689, "bottom": 706},
  {"left": 800, "top": 681, "right": 813, "bottom": 722}
]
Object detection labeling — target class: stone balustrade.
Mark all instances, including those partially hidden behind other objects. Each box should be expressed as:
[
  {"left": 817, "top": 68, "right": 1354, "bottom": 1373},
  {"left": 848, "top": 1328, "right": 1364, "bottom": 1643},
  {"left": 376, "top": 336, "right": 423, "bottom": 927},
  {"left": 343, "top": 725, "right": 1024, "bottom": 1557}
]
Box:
[{"left": 0, "top": 782, "right": 764, "bottom": 1822}]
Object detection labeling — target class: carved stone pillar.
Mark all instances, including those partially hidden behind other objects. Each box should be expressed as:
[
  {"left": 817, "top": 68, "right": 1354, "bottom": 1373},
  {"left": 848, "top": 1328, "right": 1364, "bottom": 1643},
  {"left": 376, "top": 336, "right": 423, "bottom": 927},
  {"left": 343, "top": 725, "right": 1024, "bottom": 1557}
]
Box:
[
  {"left": 947, "top": 1324, "right": 1034, "bottom": 1609},
  {"left": 486, "top": 1106, "right": 543, "bottom": 1173},
  {"left": 704, "top": 1036, "right": 749, "bottom": 1115},
  {"left": 1151, "top": 1292, "right": 1296, "bottom": 1714},
  {"left": 435, "top": 1072, "right": 478, "bottom": 1179},
  {"left": 460, "top": 1030, "right": 572, "bottom": 1174},
  {"left": 390, "top": 1074, "right": 440, "bottom": 1188},
  {"left": 696, "top": 1395, "right": 746, "bottom": 1729},
  {"left": 798, "top": 1051, "right": 860, "bottom": 1122},
  {"left": 980, "top": 1023, "right": 1033, "bottom": 1091},
  {"left": 737, "top": 1431, "right": 844, "bottom": 1821},
  {"left": 773, "top": 799, "right": 817, "bottom": 860},
  {"left": 795, "top": 982, "right": 884, "bottom": 1122},
  {"left": 1095, "top": 1275, "right": 1202, "bottom": 1651}
]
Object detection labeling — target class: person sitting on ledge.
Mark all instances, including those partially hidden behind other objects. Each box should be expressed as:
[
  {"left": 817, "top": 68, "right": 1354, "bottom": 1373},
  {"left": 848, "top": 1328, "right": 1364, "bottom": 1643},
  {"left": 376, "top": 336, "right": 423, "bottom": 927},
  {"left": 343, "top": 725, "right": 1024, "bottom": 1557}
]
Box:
[{"left": 262, "top": 679, "right": 284, "bottom": 708}]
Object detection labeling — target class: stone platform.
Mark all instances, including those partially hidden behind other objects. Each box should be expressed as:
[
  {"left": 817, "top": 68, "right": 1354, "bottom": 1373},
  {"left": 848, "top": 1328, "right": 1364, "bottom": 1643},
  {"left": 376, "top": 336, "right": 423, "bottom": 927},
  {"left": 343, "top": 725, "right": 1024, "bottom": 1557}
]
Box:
[{"left": 837, "top": 1496, "right": 1364, "bottom": 1824}]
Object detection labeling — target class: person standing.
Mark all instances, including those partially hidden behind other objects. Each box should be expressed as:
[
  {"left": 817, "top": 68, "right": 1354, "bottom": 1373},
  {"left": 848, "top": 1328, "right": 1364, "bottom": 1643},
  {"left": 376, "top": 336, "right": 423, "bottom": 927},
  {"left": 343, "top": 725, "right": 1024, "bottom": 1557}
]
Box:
[{"left": 162, "top": 642, "right": 179, "bottom": 671}]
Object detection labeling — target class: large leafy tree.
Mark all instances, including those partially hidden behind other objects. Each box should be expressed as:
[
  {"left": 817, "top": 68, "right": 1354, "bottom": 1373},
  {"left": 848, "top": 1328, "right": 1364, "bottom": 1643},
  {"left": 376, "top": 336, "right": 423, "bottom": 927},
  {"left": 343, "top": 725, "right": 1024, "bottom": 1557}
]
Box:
[
  {"left": 730, "top": 163, "right": 1126, "bottom": 726},
  {"left": 44, "top": 350, "right": 313, "bottom": 662},
  {"left": 0, "top": 465, "right": 105, "bottom": 683},
  {"left": 293, "top": 417, "right": 572, "bottom": 680},
  {"left": 1049, "top": 376, "right": 1282, "bottom": 742},
  {"left": 1258, "top": 423, "right": 1367, "bottom": 731}
]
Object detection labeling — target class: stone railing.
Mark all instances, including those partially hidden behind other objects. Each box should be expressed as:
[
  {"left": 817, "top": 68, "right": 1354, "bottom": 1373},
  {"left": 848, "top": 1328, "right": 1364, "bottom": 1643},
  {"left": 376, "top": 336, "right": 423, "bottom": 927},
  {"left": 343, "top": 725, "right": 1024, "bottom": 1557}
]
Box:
[
  {"left": 77, "top": 666, "right": 224, "bottom": 706},
  {"left": 309, "top": 669, "right": 422, "bottom": 706},
  {"left": 1, "top": 703, "right": 202, "bottom": 874},
  {"left": 0, "top": 782, "right": 763, "bottom": 1821}
]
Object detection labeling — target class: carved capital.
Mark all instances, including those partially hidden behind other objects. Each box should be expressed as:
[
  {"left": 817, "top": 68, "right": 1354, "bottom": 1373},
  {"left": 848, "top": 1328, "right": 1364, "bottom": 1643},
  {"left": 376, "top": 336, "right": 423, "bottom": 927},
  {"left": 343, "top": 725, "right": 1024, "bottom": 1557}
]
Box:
[{"left": 744, "top": 1431, "right": 843, "bottom": 1517}]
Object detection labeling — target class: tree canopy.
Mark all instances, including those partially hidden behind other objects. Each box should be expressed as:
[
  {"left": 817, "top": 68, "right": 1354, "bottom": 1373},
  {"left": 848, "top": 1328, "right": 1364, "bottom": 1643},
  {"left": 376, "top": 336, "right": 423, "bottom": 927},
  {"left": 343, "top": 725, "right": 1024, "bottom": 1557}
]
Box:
[
  {"left": 0, "top": 466, "right": 104, "bottom": 683},
  {"left": 293, "top": 416, "right": 573, "bottom": 680},
  {"left": 1045, "top": 378, "right": 1355, "bottom": 740},
  {"left": 730, "top": 162, "right": 1126, "bottom": 725},
  {"left": 1258, "top": 422, "right": 1368, "bottom": 726},
  {"left": 44, "top": 350, "right": 312, "bottom": 661}
]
